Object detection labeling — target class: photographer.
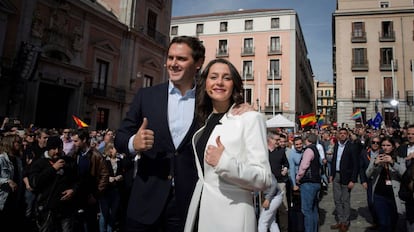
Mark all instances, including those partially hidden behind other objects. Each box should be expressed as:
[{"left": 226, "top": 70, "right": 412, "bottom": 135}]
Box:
[
  {"left": 365, "top": 136, "right": 406, "bottom": 232},
  {"left": 29, "top": 136, "right": 78, "bottom": 232}
]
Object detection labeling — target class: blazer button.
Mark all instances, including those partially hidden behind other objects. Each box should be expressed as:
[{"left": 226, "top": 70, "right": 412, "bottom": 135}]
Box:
[{"left": 174, "top": 152, "right": 179, "bottom": 156}]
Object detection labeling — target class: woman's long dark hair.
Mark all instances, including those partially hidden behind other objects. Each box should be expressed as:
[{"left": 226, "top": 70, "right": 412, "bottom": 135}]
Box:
[
  {"left": 195, "top": 58, "right": 244, "bottom": 125},
  {"left": 380, "top": 136, "right": 397, "bottom": 160}
]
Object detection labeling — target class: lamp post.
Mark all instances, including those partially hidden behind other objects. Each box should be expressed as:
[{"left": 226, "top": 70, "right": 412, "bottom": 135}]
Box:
[{"left": 391, "top": 59, "right": 399, "bottom": 107}]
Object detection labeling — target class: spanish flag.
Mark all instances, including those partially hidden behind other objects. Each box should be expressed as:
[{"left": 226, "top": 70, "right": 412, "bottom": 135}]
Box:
[
  {"left": 298, "top": 113, "right": 317, "bottom": 127},
  {"left": 72, "top": 115, "right": 89, "bottom": 128}
]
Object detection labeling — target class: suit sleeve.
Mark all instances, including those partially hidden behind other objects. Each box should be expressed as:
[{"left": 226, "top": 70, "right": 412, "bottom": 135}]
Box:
[
  {"left": 115, "top": 89, "right": 144, "bottom": 155},
  {"left": 359, "top": 150, "right": 367, "bottom": 184},
  {"left": 351, "top": 144, "right": 360, "bottom": 183}
]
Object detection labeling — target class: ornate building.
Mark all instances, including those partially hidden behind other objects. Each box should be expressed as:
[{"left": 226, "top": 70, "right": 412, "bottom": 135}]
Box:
[{"left": 0, "top": 0, "right": 171, "bottom": 130}]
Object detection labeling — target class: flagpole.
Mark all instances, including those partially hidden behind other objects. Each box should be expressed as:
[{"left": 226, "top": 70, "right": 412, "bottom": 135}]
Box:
[{"left": 272, "top": 70, "right": 275, "bottom": 117}]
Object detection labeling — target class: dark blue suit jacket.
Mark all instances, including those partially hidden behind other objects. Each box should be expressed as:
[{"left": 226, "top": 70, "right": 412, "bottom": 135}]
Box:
[
  {"left": 330, "top": 141, "right": 359, "bottom": 185},
  {"left": 115, "top": 82, "right": 198, "bottom": 224}
]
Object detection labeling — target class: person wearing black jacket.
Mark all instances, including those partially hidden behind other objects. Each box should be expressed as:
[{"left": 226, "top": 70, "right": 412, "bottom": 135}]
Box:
[
  {"left": 29, "top": 136, "right": 78, "bottom": 232},
  {"left": 329, "top": 128, "right": 359, "bottom": 232}
]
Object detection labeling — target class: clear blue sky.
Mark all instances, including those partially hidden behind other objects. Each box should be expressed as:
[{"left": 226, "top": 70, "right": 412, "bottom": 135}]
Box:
[{"left": 172, "top": 0, "right": 336, "bottom": 83}]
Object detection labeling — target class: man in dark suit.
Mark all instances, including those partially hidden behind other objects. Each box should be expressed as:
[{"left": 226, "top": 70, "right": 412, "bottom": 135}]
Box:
[
  {"left": 115, "top": 36, "right": 205, "bottom": 232},
  {"left": 329, "top": 128, "right": 359, "bottom": 232}
]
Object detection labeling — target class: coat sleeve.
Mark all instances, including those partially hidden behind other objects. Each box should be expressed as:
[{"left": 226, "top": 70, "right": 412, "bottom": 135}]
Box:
[
  {"left": 114, "top": 89, "right": 144, "bottom": 155},
  {"left": 214, "top": 112, "right": 272, "bottom": 191}
]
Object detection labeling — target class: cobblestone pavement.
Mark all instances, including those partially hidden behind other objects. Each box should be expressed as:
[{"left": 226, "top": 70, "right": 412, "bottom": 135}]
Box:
[{"left": 318, "top": 182, "right": 378, "bottom": 232}]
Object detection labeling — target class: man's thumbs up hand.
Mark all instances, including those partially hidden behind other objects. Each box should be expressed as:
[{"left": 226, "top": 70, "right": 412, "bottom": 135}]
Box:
[{"left": 133, "top": 117, "right": 154, "bottom": 152}]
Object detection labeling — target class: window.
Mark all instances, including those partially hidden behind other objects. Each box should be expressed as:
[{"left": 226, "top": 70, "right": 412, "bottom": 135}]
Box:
[
  {"left": 317, "top": 90, "right": 323, "bottom": 97},
  {"left": 143, "top": 75, "right": 153, "bottom": 88},
  {"left": 96, "top": 108, "right": 109, "bottom": 130},
  {"left": 355, "top": 77, "right": 366, "bottom": 98},
  {"left": 352, "top": 22, "right": 366, "bottom": 41},
  {"left": 317, "top": 99, "right": 322, "bottom": 106},
  {"left": 268, "top": 59, "right": 280, "bottom": 79},
  {"left": 353, "top": 22, "right": 364, "bottom": 37},
  {"left": 243, "top": 38, "right": 254, "bottom": 55},
  {"left": 325, "top": 90, "right": 331, "bottom": 96},
  {"left": 268, "top": 88, "right": 280, "bottom": 108},
  {"left": 147, "top": 10, "right": 157, "bottom": 38},
  {"left": 352, "top": 48, "right": 368, "bottom": 70},
  {"left": 353, "top": 48, "right": 366, "bottom": 65},
  {"left": 271, "top": 17, "right": 280, "bottom": 29},
  {"left": 171, "top": 26, "right": 178, "bottom": 35},
  {"left": 380, "top": 47, "right": 393, "bottom": 67},
  {"left": 380, "top": 1, "right": 389, "bottom": 8},
  {"left": 245, "top": 20, "right": 253, "bottom": 30},
  {"left": 269, "top": 36, "right": 281, "bottom": 53},
  {"left": 95, "top": 59, "right": 109, "bottom": 91},
  {"left": 380, "top": 21, "right": 394, "bottom": 40},
  {"left": 244, "top": 87, "right": 252, "bottom": 104},
  {"left": 243, "top": 61, "right": 253, "bottom": 80},
  {"left": 196, "top": 24, "right": 203, "bottom": 34},
  {"left": 383, "top": 76, "right": 393, "bottom": 98},
  {"left": 220, "top": 21, "right": 228, "bottom": 32},
  {"left": 217, "top": 40, "right": 228, "bottom": 56}
]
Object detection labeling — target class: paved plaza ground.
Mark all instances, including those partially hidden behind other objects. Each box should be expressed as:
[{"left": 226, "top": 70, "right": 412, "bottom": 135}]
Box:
[{"left": 318, "top": 182, "right": 377, "bottom": 232}]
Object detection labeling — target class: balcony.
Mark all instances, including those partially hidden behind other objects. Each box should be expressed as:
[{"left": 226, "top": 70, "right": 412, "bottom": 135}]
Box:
[
  {"left": 267, "top": 70, "right": 281, "bottom": 80},
  {"left": 242, "top": 73, "right": 254, "bottom": 80},
  {"left": 380, "top": 59, "right": 398, "bottom": 71},
  {"left": 84, "top": 82, "right": 126, "bottom": 103},
  {"left": 268, "top": 45, "right": 282, "bottom": 55},
  {"left": 380, "top": 90, "right": 399, "bottom": 102},
  {"left": 352, "top": 90, "right": 370, "bottom": 102},
  {"left": 379, "top": 30, "right": 395, "bottom": 42},
  {"left": 351, "top": 31, "right": 367, "bottom": 43},
  {"left": 216, "top": 48, "right": 229, "bottom": 57},
  {"left": 406, "top": 90, "right": 414, "bottom": 106},
  {"left": 146, "top": 28, "right": 168, "bottom": 47},
  {"left": 351, "top": 60, "right": 369, "bottom": 71},
  {"left": 264, "top": 104, "right": 281, "bottom": 113},
  {"left": 241, "top": 47, "right": 255, "bottom": 56}
]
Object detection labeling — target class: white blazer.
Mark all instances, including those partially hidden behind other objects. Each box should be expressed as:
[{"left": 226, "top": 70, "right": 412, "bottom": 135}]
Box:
[{"left": 184, "top": 109, "right": 272, "bottom": 232}]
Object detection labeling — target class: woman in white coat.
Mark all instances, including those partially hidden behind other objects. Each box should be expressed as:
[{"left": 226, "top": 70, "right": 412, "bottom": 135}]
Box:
[{"left": 184, "top": 58, "right": 272, "bottom": 232}]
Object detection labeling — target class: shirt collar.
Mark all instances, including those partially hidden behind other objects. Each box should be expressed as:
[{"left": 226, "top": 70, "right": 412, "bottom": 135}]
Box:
[{"left": 168, "top": 80, "right": 195, "bottom": 98}]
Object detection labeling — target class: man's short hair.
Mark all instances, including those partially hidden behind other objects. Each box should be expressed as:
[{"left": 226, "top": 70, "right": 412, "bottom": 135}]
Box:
[
  {"left": 169, "top": 36, "right": 205, "bottom": 62},
  {"left": 306, "top": 133, "right": 318, "bottom": 144}
]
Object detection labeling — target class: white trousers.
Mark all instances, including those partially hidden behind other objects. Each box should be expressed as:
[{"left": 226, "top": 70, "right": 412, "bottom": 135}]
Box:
[{"left": 258, "top": 192, "right": 283, "bottom": 232}]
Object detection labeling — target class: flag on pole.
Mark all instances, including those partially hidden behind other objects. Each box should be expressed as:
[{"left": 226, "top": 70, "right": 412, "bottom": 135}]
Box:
[
  {"left": 72, "top": 115, "right": 89, "bottom": 128},
  {"left": 317, "top": 114, "right": 325, "bottom": 127},
  {"left": 298, "top": 113, "right": 317, "bottom": 127},
  {"left": 372, "top": 112, "right": 383, "bottom": 129},
  {"left": 350, "top": 109, "right": 362, "bottom": 120}
]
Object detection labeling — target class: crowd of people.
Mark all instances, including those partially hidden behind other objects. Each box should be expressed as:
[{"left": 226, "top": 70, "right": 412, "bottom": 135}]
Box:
[{"left": 0, "top": 35, "right": 413, "bottom": 232}]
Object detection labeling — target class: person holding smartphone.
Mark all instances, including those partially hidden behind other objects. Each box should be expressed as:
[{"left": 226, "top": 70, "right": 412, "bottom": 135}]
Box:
[{"left": 365, "top": 136, "right": 406, "bottom": 232}]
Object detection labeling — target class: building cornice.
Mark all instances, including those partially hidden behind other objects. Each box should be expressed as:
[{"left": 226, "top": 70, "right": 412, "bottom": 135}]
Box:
[{"left": 334, "top": 8, "right": 414, "bottom": 17}]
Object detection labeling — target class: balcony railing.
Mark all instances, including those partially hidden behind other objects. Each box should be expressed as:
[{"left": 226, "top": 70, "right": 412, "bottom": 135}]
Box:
[
  {"left": 84, "top": 82, "right": 126, "bottom": 103},
  {"left": 267, "top": 70, "right": 281, "bottom": 80},
  {"left": 268, "top": 45, "right": 282, "bottom": 55},
  {"left": 379, "top": 30, "right": 395, "bottom": 42},
  {"left": 406, "top": 90, "right": 414, "bottom": 106},
  {"left": 264, "top": 104, "right": 281, "bottom": 113},
  {"left": 379, "top": 59, "right": 398, "bottom": 71},
  {"left": 145, "top": 28, "right": 168, "bottom": 47},
  {"left": 380, "top": 90, "right": 399, "bottom": 102},
  {"left": 352, "top": 90, "right": 370, "bottom": 102},
  {"left": 242, "top": 73, "right": 254, "bottom": 80},
  {"left": 241, "top": 47, "right": 255, "bottom": 56},
  {"left": 216, "top": 48, "right": 229, "bottom": 57},
  {"left": 351, "top": 60, "right": 369, "bottom": 71},
  {"left": 351, "top": 31, "right": 367, "bottom": 43}
]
